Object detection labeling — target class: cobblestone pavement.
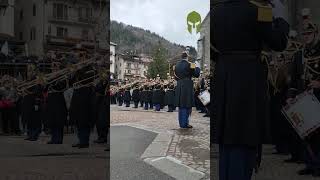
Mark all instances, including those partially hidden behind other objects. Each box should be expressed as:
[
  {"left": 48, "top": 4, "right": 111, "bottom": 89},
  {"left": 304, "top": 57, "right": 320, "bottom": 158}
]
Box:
[
  {"left": 211, "top": 144, "right": 319, "bottom": 180},
  {"left": 111, "top": 105, "right": 210, "bottom": 179},
  {"left": 112, "top": 105, "right": 320, "bottom": 180}
]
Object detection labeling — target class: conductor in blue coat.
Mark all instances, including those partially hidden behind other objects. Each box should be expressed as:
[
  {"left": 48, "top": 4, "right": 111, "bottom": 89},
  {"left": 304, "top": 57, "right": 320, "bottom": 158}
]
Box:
[{"left": 174, "top": 52, "right": 200, "bottom": 128}]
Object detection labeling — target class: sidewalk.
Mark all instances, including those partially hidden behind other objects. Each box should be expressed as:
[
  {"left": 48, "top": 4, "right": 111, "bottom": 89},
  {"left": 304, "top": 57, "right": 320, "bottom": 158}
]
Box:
[{"left": 111, "top": 105, "right": 210, "bottom": 179}]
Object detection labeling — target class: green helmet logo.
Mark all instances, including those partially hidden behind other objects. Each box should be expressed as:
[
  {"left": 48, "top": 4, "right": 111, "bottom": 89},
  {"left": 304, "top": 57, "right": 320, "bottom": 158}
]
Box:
[{"left": 187, "top": 11, "right": 202, "bottom": 34}]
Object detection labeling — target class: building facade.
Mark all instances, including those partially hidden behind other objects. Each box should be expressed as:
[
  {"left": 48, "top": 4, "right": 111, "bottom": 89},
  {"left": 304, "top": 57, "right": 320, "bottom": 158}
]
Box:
[
  {"left": 110, "top": 41, "right": 116, "bottom": 76},
  {"left": 14, "top": 0, "right": 108, "bottom": 58},
  {"left": 197, "top": 12, "right": 210, "bottom": 72},
  {"left": 0, "top": 0, "right": 15, "bottom": 38},
  {"left": 115, "top": 54, "right": 152, "bottom": 80}
]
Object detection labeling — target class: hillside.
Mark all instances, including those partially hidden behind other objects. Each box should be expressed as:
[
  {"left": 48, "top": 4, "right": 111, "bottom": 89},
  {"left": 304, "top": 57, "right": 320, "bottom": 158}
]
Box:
[{"left": 110, "top": 21, "right": 197, "bottom": 58}]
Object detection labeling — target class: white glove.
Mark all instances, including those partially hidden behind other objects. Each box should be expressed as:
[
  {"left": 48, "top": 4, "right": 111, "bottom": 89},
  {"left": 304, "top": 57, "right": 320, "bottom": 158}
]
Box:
[
  {"left": 272, "top": 0, "right": 288, "bottom": 21},
  {"left": 195, "top": 61, "right": 200, "bottom": 68}
]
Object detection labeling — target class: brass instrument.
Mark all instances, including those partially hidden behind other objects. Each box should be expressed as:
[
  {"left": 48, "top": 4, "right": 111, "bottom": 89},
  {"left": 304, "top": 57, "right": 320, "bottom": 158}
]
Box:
[{"left": 17, "top": 57, "right": 103, "bottom": 96}]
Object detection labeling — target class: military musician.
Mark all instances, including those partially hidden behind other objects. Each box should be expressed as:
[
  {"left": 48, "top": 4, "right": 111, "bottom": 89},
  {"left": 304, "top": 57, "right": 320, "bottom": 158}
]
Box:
[
  {"left": 212, "top": 0, "right": 289, "bottom": 179},
  {"left": 174, "top": 51, "right": 200, "bottom": 128}
]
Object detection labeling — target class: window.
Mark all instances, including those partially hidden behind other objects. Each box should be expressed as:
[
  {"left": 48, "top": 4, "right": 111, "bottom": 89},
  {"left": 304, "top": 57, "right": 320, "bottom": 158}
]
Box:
[
  {"left": 19, "top": 32, "right": 23, "bottom": 40},
  {"left": 86, "top": 7, "right": 92, "bottom": 18},
  {"left": 53, "top": 3, "right": 68, "bottom": 20},
  {"left": 82, "top": 29, "right": 89, "bottom": 40},
  {"left": 30, "top": 28, "right": 36, "bottom": 40},
  {"left": 33, "top": 4, "right": 36, "bottom": 16},
  {"left": 48, "top": 25, "right": 51, "bottom": 35},
  {"left": 127, "top": 63, "right": 131, "bottom": 68},
  {"left": 20, "top": 10, "right": 23, "bottom": 20},
  {"left": 79, "top": 7, "right": 92, "bottom": 19},
  {"left": 56, "top": 27, "right": 68, "bottom": 37},
  {"left": 128, "top": 70, "right": 131, "bottom": 74}
]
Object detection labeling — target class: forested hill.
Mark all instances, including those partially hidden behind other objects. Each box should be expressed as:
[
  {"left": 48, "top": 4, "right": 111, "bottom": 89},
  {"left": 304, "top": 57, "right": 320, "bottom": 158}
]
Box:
[{"left": 110, "top": 20, "right": 197, "bottom": 58}]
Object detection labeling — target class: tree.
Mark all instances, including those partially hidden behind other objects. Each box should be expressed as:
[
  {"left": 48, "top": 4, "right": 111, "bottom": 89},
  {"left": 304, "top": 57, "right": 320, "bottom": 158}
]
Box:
[{"left": 147, "top": 43, "right": 169, "bottom": 79}]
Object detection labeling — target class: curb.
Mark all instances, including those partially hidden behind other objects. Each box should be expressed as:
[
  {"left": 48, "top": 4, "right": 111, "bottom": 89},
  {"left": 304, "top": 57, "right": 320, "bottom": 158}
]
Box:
[{"left": 111, "top": 124, "right": 206, "bottom": 180}]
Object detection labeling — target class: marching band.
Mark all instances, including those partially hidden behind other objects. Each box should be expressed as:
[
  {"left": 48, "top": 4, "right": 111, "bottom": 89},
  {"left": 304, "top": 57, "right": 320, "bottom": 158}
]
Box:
[
  {"left": 0, "top": 53, "right": 110, "bottom": 150},
  {"left": 110, "top": 52, "right": 211, "bottom": 129}
]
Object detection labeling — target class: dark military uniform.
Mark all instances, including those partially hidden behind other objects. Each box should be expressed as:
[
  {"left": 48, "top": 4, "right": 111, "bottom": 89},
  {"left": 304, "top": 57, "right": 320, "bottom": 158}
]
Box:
[
  {"left": 93, "top": 80, "right": 109, "bottom": 143},
  {"left": 22, "top": 84, "right": 43, "bottom": 141},
  {"left": 123, "top": 88, "right": 131, "bottom": 107},
  {"left": 70, "top": 67, "right": 95, "bottom": 148},
  {"left": 143, "top": 86, "right": 149, "bottom": 110},
  {"left": 148, "top": 86, "right": 154, "bottom": 109},
  {"left": 47, "top": 81, "right": 67, "bottom": 144},
  {"left": 288, "top": 41, "right": 320, "bottom": 175},
  {"left": 212, "top": 0, "right": 289, "bottom": 179},
  {"left": 152, "top": 84, "right": 162, "bottom": 111},
  {"left": 132, "top": 87, "right": 140, "bottom": 108},
  {"left": 144, "top": 86, "right": 153, "bottom": 110},
  {"left": 110, "top": 90, "right": 117, "bottom": 104},
  {"left": 117, "top": 89, "right": 124, "bottom": 106},
  {"left": 174, "top": 59, "right": 200, "bottom": 128},
  {"left": 139, "top": 87, "right": 144, "bottom": 107},
  {"left": 165, "top": 84, "right": 175, "bottom": 112},
  {"left": 160, "top": 86, "right": 166, "bottom": 109}
]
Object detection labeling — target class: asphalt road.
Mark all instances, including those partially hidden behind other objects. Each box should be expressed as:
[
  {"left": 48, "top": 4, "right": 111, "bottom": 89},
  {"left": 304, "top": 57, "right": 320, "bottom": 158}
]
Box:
[
  {"left": 0, "top": 134, "right": 108, "bottom": 180},
  {"left": 110, "top": 126, "right": 175, "bottom": 180}
]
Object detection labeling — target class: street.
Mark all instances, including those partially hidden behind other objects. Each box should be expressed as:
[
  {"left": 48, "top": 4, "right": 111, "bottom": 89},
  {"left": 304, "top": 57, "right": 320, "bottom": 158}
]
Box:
[
  {"left": 111, "top": 104, "right": 320, "bottom": 180},
  {"left": 110, "top": 126, "right": 175, "bottom": 180},
  {"left": 0, "top": 133, "right": 108, "bottom": 180},
  {"left": 111, "top": 105, "right": 210, "bottom": 180}
]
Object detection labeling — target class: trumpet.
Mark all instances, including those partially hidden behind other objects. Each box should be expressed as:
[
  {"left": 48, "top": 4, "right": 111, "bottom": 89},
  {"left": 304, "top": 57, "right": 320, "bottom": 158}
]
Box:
[{"left": 17, "top": 57, "right": 102, "bottom": 95}]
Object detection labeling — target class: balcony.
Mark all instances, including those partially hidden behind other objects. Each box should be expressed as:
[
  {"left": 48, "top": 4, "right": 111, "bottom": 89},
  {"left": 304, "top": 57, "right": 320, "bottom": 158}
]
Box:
[
  {"left": 125, "top": 67, "right": 140, "bottom": 70},
  {"left": 48, "top": 16, "right": 97, "bottom": 27},
  {"left": 45, "top": 35, "right": 95, "bottom": 48}
]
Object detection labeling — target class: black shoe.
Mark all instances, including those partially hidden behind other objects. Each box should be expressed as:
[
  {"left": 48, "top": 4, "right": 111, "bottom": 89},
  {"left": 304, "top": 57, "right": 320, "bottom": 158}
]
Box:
[
  {"left": 72, "top": 143, "right": 80, "bottom": 147},
  {"left": 29, "top": 138, "right": 38, "bottom": 141},
  {"left": 203, "top": 114, "right": 210, "bottom": 117},
  {"left": 24, "top": 137, "right": 31, "bottom": 140},
  {"left": 298, "top": 168, "right": 314, "bottom": 175},
  {"left": 187, "top": 125, "right": 193, "bottom": 128},
  {"left": 47, "top": 141, "right": 54, "bottom": 144},
  {"left": 78, "top": 144, "right": 89, "bottom": 148}
]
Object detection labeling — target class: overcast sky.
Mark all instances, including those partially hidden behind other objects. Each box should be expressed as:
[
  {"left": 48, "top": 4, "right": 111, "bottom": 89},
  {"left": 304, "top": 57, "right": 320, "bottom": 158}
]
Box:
[{"left": 110, "top": 0, "right": 210, "bottom": 49}]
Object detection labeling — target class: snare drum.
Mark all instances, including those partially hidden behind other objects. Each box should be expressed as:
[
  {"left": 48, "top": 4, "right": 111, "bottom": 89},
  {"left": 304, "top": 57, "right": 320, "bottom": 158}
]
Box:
[
  {"left": 282, "top": 91, "right": 320, "bottom": 139},
  {"left": 198, "top": 90, "right": 210, "bottom": 106}
]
